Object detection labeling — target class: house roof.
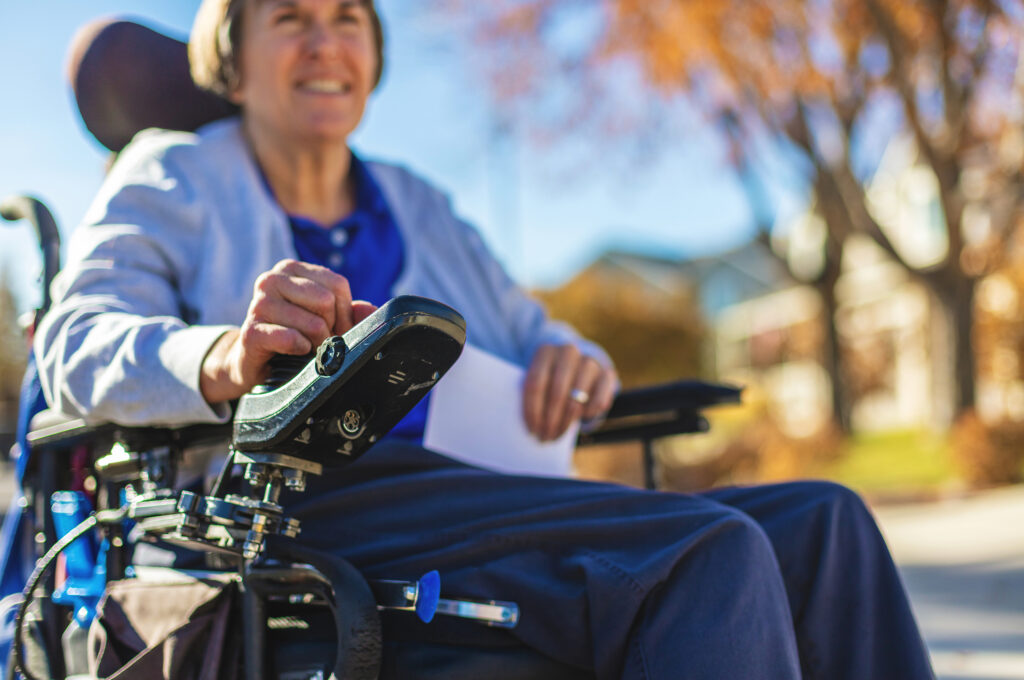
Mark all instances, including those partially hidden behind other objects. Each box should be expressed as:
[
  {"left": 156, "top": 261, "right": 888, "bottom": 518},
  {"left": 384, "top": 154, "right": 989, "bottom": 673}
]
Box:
[{"left": 584, "top": 241, "right": 793, "bottom": 316}]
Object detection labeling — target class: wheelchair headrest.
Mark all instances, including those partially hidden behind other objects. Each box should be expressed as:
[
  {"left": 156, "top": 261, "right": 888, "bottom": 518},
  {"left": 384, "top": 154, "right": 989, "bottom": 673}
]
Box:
[{"left": 68, "top": 19, "right": 238, "bottom": 153}]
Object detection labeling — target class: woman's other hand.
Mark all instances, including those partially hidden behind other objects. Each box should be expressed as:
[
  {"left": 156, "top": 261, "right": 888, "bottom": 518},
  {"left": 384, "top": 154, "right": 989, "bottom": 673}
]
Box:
[
  {"left": 523, "top": 344, "right": 618, "bottom": 442},
  {"left": 200, "top": 259, "right": 377, "bottom": 403}
]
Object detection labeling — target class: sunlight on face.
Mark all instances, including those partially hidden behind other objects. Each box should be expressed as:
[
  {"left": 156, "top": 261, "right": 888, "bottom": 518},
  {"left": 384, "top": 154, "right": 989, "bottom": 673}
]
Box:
[{"left": 233, "top": 0, "right": 378, "bottom": 146}]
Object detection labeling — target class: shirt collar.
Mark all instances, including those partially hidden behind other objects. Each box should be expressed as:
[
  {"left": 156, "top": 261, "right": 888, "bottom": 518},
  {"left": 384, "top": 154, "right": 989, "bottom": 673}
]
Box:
[
  {"left": 260, "top": 150, "right": 389, "bottom": 227},
  {"left": 349, "top": 152, "right": 389, "bottom": 218}
]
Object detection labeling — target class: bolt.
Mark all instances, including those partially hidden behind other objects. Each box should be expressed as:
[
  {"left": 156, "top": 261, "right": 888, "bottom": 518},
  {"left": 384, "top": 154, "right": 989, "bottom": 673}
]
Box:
[
  {"left": 285, "top": 471, "right": 307, "bottom": 492},
  {"left": 244, "top": 464, "right": 268, "bottom": 486},
  {"left": 242, "top": 521, "right": 266, "bottom": 559},
  {"left": 315, "top": 338, "right": 346, "bottom": 375}
]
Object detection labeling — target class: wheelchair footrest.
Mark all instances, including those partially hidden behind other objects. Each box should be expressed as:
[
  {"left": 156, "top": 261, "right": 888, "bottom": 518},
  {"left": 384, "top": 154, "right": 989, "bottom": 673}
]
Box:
[{"left": 434, "top": 598, "right": 520, "bottom": 629}]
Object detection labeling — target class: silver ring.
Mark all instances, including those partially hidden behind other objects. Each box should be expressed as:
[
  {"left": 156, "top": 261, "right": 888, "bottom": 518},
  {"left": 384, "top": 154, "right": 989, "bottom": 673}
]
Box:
[{"left": 570, "top": 388, "right": 590, "bottom": 405}]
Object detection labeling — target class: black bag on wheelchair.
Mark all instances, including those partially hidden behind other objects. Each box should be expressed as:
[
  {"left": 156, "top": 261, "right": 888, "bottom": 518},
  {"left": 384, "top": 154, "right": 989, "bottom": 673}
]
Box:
[{"left": 88, "top": 572, "right": 239, "bottom": 680}]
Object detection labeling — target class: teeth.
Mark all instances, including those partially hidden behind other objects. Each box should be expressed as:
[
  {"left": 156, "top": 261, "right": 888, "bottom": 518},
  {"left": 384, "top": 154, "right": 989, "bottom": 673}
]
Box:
[{"left": 301, "top": 79, "right": 348, "bottom": 93}]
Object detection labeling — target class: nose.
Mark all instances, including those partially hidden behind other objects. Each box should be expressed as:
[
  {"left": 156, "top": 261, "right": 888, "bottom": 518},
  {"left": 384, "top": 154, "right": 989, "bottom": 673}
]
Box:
[{"left": 304, "top": 20, "right": 339, "bottom": 59}]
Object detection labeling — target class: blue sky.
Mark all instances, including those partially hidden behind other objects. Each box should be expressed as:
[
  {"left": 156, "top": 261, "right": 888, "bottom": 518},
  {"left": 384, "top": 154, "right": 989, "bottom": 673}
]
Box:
[{"left": 0, "top": 0, "right": 764, "bottom": 314}]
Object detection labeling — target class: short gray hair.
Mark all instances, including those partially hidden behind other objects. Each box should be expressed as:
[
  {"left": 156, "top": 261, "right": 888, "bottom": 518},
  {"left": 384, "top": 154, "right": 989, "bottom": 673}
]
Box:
[{"left": 189, "top": 0, "right": 385, "bottom": 98}]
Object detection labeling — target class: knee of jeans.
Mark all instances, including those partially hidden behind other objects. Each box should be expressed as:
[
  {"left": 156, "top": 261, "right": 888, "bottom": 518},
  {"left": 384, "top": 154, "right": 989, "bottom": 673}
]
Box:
[
  {"left": 803, "top": 480, "right": 870, "bottom": 517},
  {"left": 709, "top": 507, "right": 778, "bottom": 571},
  {"left": 793, "top": 480, "right": 881, "bottom": 545}
]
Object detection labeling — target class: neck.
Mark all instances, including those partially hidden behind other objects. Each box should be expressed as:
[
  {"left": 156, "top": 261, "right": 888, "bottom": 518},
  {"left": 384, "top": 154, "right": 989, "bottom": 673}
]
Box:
[{"left": 244, "top": 119, "right": 355, "bottom": 226}]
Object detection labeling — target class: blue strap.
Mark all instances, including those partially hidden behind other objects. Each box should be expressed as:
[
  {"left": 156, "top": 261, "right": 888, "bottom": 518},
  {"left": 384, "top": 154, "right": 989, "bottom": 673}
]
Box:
[
  {"left": 0, "top": 352, "right": 49, "bottom": 670},
  {"left": 15, "top": 352, "right": 48, "bottom": 486}
]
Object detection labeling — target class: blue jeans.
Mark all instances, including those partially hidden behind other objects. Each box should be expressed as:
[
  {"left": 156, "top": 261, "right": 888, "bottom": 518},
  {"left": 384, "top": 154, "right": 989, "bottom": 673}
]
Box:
[{"left": 287, "top": 442, "right": 934, "bottom": 680}]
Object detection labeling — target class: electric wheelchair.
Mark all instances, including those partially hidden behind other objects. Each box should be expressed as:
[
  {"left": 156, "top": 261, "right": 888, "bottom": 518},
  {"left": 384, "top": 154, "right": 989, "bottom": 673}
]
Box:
[{"left": 0, "top": 19, "right": 741, "bottom": 680}]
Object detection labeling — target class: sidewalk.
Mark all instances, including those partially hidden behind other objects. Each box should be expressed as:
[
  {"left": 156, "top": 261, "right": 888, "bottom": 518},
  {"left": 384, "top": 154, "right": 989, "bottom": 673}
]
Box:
[{"left": 875, "top": 485, "right": 1024, "bottom": 680}]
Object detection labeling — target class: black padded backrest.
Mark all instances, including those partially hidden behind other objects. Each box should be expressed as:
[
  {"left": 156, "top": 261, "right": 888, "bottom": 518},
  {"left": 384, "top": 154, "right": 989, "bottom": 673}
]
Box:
[{"left": 67, "top": 19, "right": 238, "bottom": 153}]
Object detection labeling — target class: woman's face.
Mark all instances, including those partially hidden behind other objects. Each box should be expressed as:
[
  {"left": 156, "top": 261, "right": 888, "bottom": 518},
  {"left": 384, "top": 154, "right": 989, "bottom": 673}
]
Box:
[{"left": 232, "top": 0, "right": 377, "bottom": 146}]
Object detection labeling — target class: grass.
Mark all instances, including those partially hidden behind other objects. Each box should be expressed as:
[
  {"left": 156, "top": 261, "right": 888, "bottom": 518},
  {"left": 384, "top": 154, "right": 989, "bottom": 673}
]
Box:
[{"left": 814, "top": 428, "right": 959, "bottom": 500}]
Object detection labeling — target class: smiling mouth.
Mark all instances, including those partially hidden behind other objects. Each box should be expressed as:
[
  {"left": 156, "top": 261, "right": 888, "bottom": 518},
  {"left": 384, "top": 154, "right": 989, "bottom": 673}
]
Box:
[{"left": 298, "top": 79, "right": 353, "bottom": 95}]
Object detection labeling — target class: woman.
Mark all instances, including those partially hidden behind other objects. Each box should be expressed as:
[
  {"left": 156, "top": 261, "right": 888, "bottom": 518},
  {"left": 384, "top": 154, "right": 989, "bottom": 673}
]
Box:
[{"left": 36, "top": 0, "right": 935, "bottom": 678}]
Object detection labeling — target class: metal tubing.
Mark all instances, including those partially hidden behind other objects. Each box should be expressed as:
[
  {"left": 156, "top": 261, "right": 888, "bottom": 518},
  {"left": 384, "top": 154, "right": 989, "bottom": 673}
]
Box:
[
  {"left": 241, "top": 567, "right": 266, "bottom": 680},
  {"left": 642, "top": 438, "right": 657, "bottom": 491},
  {"left": 37, "top": 446, "right": 67, "bottom": 678},
  {"left": 0, "top": 195, "right": 61, "bottom": 318}
]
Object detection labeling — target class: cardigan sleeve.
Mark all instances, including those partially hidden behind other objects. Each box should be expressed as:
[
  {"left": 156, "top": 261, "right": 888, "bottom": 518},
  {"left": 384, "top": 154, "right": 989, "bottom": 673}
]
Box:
[{"left": 34, "top": 132, "right": 235, "bottom": 426}]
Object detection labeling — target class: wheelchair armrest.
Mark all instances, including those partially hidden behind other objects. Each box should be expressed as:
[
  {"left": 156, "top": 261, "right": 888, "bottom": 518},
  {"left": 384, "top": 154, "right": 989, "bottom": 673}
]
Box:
[
  {"left": 27, "top": 409, "right": 117, "bottom": 449},
  {"left": 605, "top": 380, "right": 742, "bottom": 420},
  {"left": 27, "top": 409, "right": 231, "bottom": 453},
  {"left": 578, "top": 380, "right": 741, "bottom": 447}
]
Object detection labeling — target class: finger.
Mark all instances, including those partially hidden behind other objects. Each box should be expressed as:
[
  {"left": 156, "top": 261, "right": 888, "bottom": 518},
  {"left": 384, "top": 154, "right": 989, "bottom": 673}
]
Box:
[
  {"left": 241, "top": 319, "right": 313, "bottom": 357},
  {"left": 583, "top": 366, "right": 619, "bottom": 421},
  {"left": 351, "top": 300, "right": 378, "bottom": 325},
  {"left": 523, "top": 345, "right": 556, "bottom": 437},
  {"left": 298, "top": 263, "right": 353, "bottom": 334},
  {"left": 257, "top": 269, "right": 336, "bottom": 333},
  {"left": 541, "top": 345, "right": 581, "bottom": 441},
  {"left": 273, "top": 260, "right": 355, "bottom": 334},
  {"left": 236, "top": 320, "right": 313, "bottom": 391},
  {"left": 328, "top": 275, "right": 354, "bottom": 334},
  {"left": 552, "top": 355, "right": 602, "bottom": 439},
  {"left": 250, "top": 296, "right": 332, "bottom": 347}
]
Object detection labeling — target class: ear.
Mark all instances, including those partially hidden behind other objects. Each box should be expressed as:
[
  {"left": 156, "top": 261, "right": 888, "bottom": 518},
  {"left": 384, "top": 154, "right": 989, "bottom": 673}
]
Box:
[
  {"left": 226, "top": 56, "right": 246, "bottom": 105},
  {"left": 227, "top": 84, "right": 245, "bottom": 106}
]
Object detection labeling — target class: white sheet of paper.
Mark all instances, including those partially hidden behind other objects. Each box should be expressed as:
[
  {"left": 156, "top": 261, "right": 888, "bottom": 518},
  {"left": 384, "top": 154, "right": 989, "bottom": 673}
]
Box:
[{"left": 424, "top": 344, "right": 578, "bottom": 477}]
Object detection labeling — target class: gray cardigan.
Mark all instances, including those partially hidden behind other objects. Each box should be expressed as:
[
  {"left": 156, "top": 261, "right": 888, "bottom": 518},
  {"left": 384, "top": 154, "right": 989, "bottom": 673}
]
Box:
[{"left": 35, "top": 118, "right": 606, "bottom": 426}]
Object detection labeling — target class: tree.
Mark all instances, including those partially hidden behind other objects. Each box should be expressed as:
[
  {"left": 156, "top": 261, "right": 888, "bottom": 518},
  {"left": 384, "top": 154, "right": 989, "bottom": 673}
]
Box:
[
  {"left": 445, "top": 0, "right": 1024, "bottom": 424},
  {"left": 0, "top": 274, "right": 28, "bottom": 455},
  {"left": 536, "top": 264, "right": 705, "bottom": 388}
]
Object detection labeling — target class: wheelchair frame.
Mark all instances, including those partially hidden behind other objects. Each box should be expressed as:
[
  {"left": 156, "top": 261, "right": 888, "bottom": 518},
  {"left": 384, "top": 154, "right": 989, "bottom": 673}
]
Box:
[{"left": 2, "top": 184, "right": 741, "bottom": 680}]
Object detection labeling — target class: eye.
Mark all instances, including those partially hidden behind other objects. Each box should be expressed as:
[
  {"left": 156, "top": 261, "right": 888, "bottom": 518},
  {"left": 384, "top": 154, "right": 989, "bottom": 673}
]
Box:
[
  {"left": 270, "top": 6, "right": 300, "bottom": 25},
  {"left": 273, "top": 11, "right": 298, "bottom": 24},
  {"left": 334, "top": 3, "right": 365, "bottom": 25}
]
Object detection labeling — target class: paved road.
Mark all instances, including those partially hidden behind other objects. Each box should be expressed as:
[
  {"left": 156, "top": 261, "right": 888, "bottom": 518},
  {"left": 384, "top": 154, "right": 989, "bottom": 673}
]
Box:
[{"left": 876, "top": 486, "right": 1024, "bottom": 680}]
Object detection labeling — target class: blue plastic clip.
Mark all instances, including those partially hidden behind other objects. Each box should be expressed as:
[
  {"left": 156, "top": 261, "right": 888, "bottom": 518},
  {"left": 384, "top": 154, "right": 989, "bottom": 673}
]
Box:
[
  {"left": 415, "top": 570, "right": 441, "bottom": 623},
  {"left": 50, "top": 491, "right": 107, "bottom": 626}
]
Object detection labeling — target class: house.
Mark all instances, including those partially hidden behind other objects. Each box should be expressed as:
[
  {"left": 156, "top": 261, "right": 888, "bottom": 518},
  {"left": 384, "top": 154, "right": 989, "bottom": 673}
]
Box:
[
  {"left": 716, "top": 136, "right": 957, "bottom": 433},
  {"left": 567, "top": 134, "right": 964, "bottom": 434}
]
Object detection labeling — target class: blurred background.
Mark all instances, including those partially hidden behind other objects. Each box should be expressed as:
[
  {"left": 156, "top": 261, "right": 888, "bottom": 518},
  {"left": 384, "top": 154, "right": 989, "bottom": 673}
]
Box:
[{"left": 3, "top": 1, "right": 1024, "bottom": 677}]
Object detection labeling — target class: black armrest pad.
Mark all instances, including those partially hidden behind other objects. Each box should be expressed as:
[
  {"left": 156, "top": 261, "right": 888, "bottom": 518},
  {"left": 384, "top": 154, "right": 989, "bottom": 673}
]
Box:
[
  {"left": 578, "top": 380, "right": 742, "bottom": 446},
  {"left": 27, "top": 409, "right": 115, "bottom": 449},
  {"left": 27, "top": 409, "right": 231, "bottom": 452},
  {"left": 606, "top": 380, "right": 742, "bottom": 419}
]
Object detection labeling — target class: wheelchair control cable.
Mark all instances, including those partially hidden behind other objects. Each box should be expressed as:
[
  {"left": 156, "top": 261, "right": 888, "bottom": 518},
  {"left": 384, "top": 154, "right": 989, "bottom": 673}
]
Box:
[
  {"left": 10, "top": 508, "right": 126, "bottom": 680},
  {"left": 208, "top": 449, "right": 237, "bottom": 499}
]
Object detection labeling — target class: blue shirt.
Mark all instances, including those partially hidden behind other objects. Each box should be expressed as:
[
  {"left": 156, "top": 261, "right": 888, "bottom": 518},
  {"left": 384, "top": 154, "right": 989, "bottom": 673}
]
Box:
[
  {"left": 286, "top": 154, "right": 429, "bottom": 441},
  {"left": 287, "top": 154, "right": 403, "bottom": 307}
]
